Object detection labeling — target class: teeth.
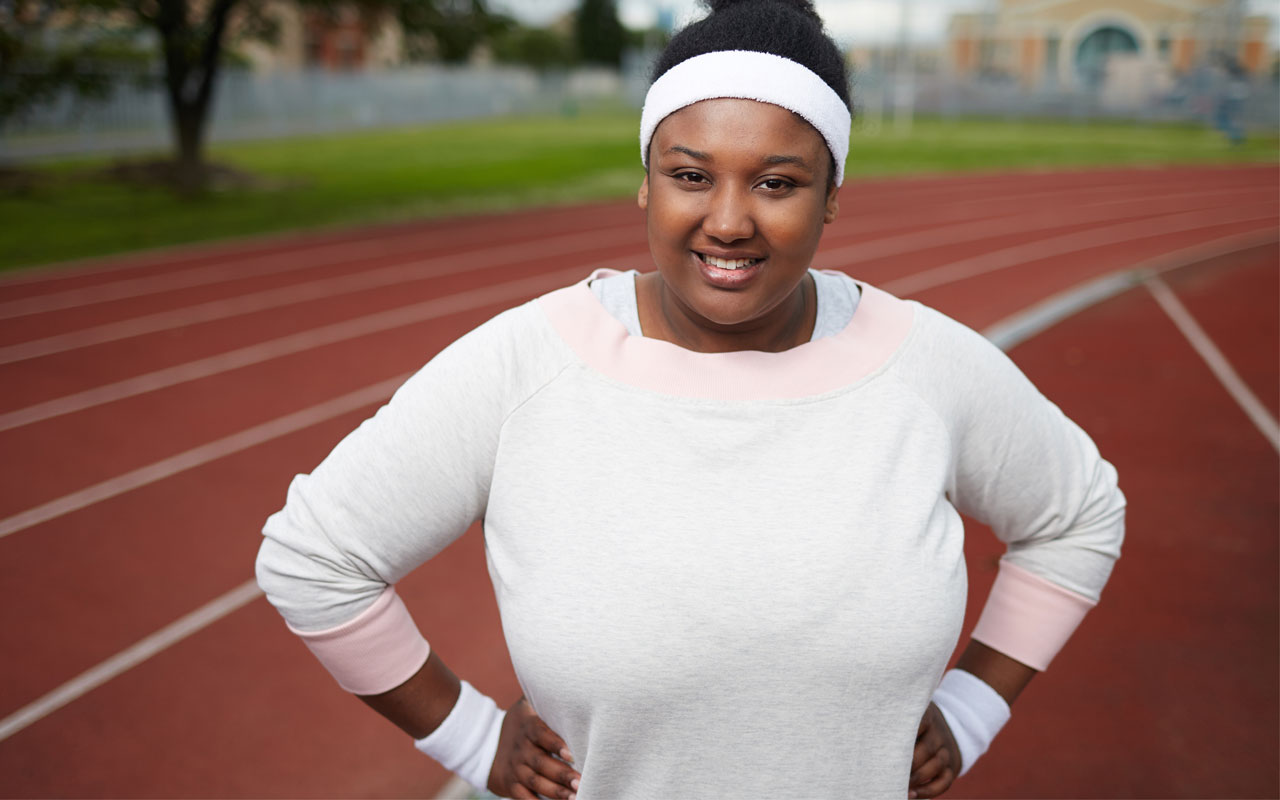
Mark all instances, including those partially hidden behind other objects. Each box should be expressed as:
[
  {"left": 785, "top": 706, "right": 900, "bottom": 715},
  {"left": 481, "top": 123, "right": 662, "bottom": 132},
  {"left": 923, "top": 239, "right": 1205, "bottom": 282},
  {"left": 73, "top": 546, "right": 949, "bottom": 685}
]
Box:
[{"left": 702, "top": 254, "right": 760, "bottom": 270}]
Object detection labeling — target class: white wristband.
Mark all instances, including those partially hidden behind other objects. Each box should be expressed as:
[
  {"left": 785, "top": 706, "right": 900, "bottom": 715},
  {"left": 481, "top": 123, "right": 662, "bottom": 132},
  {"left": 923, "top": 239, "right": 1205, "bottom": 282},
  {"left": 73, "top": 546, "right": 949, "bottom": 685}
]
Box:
[
  {"left": 930, "top": 669, "right": 1011, "bottom": 776},
  {"left": 413, "top": 680, "right": 506, "bottom": 790}
]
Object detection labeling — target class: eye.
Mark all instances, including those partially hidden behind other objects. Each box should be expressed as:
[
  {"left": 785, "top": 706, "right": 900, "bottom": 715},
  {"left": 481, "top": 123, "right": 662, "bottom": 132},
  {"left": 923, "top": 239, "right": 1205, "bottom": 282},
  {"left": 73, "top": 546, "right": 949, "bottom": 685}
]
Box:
[
  {"left": 757, "top": 177, "right": 796, "bottom": 193},
  {"left": 673, "top": 171, "right": 709, "bottom": 185}
]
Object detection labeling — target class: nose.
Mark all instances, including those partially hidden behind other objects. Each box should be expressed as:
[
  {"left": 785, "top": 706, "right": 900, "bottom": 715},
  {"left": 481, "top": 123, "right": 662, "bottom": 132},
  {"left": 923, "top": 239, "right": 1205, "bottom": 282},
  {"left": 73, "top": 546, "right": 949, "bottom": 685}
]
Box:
[{"left": 702, "top": 185, "right": 755, "bottom": 243}]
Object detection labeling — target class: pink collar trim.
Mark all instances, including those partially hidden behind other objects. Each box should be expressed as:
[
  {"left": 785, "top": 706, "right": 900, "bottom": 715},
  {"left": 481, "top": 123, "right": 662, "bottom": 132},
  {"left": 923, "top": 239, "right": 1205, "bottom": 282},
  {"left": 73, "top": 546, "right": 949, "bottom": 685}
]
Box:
[{"left": 537, "top": 269, "right": 914, "bottom": 401}]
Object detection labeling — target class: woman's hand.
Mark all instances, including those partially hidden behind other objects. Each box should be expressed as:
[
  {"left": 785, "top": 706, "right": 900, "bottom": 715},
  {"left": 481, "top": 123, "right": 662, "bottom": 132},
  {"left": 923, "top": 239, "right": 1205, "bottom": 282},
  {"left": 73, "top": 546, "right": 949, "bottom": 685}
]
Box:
[
  {"left": 909, "top": 702, "right": 960, "bottom": 798},
  {"left": 488, "top": 697, "right": 581, "bottom": 799}
]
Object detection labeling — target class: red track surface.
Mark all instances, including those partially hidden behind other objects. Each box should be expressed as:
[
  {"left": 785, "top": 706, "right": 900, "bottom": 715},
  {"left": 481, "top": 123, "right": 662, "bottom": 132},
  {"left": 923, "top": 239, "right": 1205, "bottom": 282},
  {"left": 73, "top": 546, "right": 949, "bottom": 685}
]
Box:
[{"left": 0, "top": 165, "right": 1275, "bottom": 799}]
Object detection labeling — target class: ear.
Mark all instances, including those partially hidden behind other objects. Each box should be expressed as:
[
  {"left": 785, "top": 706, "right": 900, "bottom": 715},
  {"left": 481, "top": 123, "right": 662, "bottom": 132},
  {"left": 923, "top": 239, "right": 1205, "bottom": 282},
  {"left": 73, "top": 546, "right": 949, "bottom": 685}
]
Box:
[
  {"left": 823, "top": 182, "right": 839, "bottom": 224},
  {"left": 638, "top": 174, "right": 649, "bottom": 210}
]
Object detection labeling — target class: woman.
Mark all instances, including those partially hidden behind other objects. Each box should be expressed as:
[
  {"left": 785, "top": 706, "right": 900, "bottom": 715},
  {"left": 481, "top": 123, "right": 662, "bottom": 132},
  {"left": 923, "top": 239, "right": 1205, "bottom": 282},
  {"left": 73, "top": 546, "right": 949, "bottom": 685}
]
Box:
[{"left": 256, "top": 2, "right": 1125, "bottom": 798}]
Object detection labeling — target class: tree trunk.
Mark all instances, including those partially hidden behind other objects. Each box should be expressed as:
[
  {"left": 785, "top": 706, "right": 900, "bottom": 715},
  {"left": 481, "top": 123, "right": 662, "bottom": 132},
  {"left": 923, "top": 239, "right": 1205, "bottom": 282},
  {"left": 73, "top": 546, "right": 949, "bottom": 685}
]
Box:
[
  {"left": 156, "top": 0, "right": 238, "bottom": 195},
  {"left": 171, "top": 95, "right": 207, "bottom": 194}
]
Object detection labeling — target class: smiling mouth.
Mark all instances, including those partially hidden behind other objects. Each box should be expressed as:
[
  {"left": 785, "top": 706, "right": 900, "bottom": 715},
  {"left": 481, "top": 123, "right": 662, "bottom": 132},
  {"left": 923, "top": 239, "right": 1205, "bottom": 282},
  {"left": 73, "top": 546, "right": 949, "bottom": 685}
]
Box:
[{"left": 696, "top": 252, "right": 764, "bottom": 270}]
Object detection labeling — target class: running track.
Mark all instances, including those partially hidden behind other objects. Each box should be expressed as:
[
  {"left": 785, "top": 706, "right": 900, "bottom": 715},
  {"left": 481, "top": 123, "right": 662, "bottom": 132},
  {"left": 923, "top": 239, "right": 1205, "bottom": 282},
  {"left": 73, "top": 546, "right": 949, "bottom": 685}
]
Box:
[{"left": 0, "top": 165, "right": 1275, "bottom": 799}]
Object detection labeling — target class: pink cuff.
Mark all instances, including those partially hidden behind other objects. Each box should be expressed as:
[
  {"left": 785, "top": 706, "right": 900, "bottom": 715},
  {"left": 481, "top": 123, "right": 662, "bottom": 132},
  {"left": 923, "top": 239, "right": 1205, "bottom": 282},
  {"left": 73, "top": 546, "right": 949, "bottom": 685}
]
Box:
[
  {"left": 971, "top": 561, "right": 1096, "bottom": 671},
  {"left": 288, "top": 587, "right": 430, "bottom": 695}
]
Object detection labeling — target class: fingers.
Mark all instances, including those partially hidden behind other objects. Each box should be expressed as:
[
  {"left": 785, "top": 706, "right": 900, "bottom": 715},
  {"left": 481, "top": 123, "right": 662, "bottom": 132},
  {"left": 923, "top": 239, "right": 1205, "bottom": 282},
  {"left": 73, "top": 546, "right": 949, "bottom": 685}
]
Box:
[
  {"left": 517, "top": 761, "right": 580, "bottom": 799},
  {"left": 527, "top": 747, "right": 581, "bottom": 793},
  {"left": 912, "top": 715, "right": 943, "bottom": 772},
  {"left": 909, "top": 741, "right": 957, "bottom": 798},
  {"left": 494, "top": 711, "right": 580, "bottom": 800},
  {"left": 508, "top": 784, "right": 538, "bottom": 800},
  {"left": 531, "top": 715, "right": 576, "bottom": 764},
  {"left": 912, "top": 730, "right": 933, "bottom": 772},
  {"left": 910, "top": 709, "right": 957, "bottom": 799},
  {"left": 910, "top": 765, "right": 957, "bottom": 799}
]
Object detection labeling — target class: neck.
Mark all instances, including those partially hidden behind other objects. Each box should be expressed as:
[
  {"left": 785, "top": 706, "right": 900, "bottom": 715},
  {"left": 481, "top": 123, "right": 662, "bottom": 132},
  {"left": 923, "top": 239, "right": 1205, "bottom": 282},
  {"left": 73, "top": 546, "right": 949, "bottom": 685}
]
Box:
[{"left": 637, "top": 272, "right": 816, "bottom": 354}]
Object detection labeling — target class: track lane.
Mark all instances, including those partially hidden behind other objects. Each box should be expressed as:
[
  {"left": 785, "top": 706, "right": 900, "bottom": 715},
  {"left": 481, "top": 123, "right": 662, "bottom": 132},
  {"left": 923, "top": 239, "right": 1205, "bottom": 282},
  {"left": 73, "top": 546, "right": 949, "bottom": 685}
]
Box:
[
  {"left": 1, "top": 213, "right": 1270, "bottom": 524},
  {"left": 0, "top": 233, "right": 1270, "bottom": 731},
  {"left": 0, "top": 165, "right": 1275, "bottom": 797},
  {"left": 0, "top": 180, "right": 1269, "bottom": 711},
  {"left": 952, "top": 253, "right": 1278, "bottom": 800},
  {"left": 1, "top": 184, "right": 1210, "bottom": 354},
  {"left": 1160, "top": 248, "right": 1280, "bottom": 419},
  {"left": 0, "top": 201, "right": 645, "bottom": 303},
  {"left": 2, "top": 183, "right": 1269, "bottom": 422},
  {"left": 4, "top": 245, "right": 1274, "bottom": 798},
  {"left": 0, "top": 167, "right": 1264, "bottom": 334},
  {"left": 910, "top": 221, "right": 1277, "bottom": 330}
]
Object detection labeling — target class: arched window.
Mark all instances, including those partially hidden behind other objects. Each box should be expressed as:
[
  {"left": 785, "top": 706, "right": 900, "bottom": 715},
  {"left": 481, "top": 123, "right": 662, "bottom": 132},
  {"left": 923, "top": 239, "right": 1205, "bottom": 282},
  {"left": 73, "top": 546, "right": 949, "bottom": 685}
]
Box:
[{"left": 1075, "top": 26, "right": 1139, "bottom": 88}]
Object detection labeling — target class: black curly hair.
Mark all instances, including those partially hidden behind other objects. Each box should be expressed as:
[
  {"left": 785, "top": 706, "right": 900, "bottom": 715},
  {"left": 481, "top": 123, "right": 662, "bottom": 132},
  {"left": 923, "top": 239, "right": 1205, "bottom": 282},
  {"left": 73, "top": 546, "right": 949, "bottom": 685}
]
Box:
[{"left": 652, "top": 0, "right": 851, "bottom": 111}]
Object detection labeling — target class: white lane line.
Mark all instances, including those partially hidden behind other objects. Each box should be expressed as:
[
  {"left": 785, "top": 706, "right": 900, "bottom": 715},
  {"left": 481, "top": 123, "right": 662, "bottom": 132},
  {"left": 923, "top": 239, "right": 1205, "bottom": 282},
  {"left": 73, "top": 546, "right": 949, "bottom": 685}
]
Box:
[
  {"left": 0, "top": 177, "right": 1222, "bottom": 319},
  {"left": 0, "top": 580, "right": 263, "bottom": 743},
  {"left": 1, "top": 223, "right": 1271, "bottom": 750},
  {"left": 0, "top": 375, "right": 411, "bottom": 538},
  {"left": 0, "top": 220, "right": 635, "bottom": 322},
  {"left": 0, "top": 201, "right": 633, "bottom": 290},
  {"left": 879, "top": 207, "right": 1276, "bottom": 296},
  {"left": 1147, "top": 275, "right": 1280, "bottom": 453},
  {"left": 818, "top": 188, "right": 1269, "bottom": 269},
  {"left": 0, "top": 265, "right": 593, "bottom": 432},
  {"left": 981, "top": 229, "right": 1279, "bottom": 349},
  {"left": 0, "top": 226, "right": 644, "bottom": 365},
  {"left": 11, "top": 185, "right": 1262, "bottom": 365},
  {"left": 981, "top": 231, "right": 1279, "bottom": 350},
  {"left": 983, "top": 271, "right": 1147, "bottom": 350}
]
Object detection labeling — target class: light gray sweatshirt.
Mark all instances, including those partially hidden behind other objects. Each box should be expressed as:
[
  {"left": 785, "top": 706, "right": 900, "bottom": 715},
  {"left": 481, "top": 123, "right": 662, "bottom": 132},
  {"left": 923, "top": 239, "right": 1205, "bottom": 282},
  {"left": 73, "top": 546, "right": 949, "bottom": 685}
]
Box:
[{"left": 257, "top": 270, "right": 1124, "bottom": 798}]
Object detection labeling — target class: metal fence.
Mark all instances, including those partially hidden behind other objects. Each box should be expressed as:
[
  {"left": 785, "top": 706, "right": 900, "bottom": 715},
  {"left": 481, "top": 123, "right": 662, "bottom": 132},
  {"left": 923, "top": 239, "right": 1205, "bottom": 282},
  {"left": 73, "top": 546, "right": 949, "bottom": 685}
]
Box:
[
  {"left": 0, "top": 64, "right": 647, "bottom": 161},
  {"left": 853, "top": 69, "right": 1279, "bottom": 130},
  {"left": 1, "top": 58, "right": 1274, "bottom": 162}
]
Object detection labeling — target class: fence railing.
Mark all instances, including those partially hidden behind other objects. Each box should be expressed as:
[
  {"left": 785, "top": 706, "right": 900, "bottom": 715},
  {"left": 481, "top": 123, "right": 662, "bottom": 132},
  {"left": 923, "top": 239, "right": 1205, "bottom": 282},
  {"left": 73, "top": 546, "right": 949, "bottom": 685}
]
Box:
[
  {"left": 0, "top": 64, "right": 647, "bottom": 161},
  {"left": 1, "top": 60, "right": 1274, "bottom": 162}
]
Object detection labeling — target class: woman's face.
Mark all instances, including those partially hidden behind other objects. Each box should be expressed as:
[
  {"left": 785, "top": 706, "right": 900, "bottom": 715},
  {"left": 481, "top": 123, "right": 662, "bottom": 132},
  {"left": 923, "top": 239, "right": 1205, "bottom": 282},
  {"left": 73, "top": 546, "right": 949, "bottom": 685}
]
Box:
[{"left": 639, "top": 97, "right": 839, "bottom": 348}]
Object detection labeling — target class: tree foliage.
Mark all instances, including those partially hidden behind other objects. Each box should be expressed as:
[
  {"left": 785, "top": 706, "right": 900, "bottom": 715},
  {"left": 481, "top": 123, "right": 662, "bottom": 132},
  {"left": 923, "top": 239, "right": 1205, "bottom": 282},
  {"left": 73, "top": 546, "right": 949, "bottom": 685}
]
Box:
[
  {"left": 398, "top": 0, "right": 510, "bottom": 64},
  {"left": 575, "top": 0, "right": 624, "bottom": 68},
  {"left": 0, "top": 1, "right": 149, "bottom": 127},
  {"left": 492, "top": 25, "right": 576, "bottom": 71},
  {"left": 4, "top": 0, "right": 511, "bottom": 192}
]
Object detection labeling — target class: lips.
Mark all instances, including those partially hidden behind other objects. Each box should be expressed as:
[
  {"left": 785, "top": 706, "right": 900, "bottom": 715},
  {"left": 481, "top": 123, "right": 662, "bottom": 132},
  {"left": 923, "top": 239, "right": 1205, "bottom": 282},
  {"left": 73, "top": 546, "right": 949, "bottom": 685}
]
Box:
[
  {"left": 694, "top": 250, "right": 766, "bottom": 288},
  {"left": 698, "top": 253, "right": 762, "bottom": 271}
]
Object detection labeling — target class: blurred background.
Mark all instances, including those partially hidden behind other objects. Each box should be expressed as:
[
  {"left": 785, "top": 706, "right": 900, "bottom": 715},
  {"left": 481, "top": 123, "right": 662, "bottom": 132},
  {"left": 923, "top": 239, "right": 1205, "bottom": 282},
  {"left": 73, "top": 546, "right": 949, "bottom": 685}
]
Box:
[
  {"left": 0, "top": 3, "right": 1276, "bottom": 799},
  {"left": 0, "top": 0, "right": 1276, "bottom": 270}
]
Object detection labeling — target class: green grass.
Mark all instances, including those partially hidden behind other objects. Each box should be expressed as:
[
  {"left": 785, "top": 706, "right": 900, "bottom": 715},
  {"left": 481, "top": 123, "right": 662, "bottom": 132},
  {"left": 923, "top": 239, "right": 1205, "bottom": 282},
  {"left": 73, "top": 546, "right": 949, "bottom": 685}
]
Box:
[{"left": 2, "top": 111, "right": 1275, "bottom": 272}]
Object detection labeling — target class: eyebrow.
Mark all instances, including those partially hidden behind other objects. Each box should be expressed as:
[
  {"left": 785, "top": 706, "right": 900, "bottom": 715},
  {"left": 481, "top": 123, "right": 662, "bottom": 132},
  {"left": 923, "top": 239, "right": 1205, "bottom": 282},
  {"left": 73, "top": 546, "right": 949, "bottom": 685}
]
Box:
[
  {"left": 666, "top": 145, "right": 710, "bottom": 160},
  {"left": 763, "top": 154, "right": 813, "bottom": 171},
  {"left": 663, "top": 145, "right": 813, "bottom": 171}
]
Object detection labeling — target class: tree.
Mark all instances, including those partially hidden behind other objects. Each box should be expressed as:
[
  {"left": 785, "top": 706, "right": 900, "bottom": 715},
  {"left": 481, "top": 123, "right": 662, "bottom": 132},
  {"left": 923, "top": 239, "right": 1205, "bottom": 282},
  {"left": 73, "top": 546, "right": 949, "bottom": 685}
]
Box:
[
  {"left": 5, "top": 1, "right": 506, "bottom": 193},
  {"left": 492, "top": 24, "right": 576, "bottom": 72},
  {"left": 575, "top": 0, "right": 624, "bottom": 69},
  {"left": 0, "top": 2, "right": 144, "bottom": 130},
  {"left": 399, "top": 0, "right": 510, "bottom": 64}
]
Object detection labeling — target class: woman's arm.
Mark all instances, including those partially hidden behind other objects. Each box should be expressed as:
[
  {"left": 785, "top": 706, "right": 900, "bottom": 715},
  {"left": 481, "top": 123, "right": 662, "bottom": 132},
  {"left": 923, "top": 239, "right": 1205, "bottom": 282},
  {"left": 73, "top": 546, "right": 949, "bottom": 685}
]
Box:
[
  {"left": 909, "top": 642, "right": 1034, "bottom": 798},
  {"left": 256, "top": 305, "right": 582, "bottom": 792},
  {"left": 359, "top": 654, "right": 581, "bottom": 799},
  {"left": 357, "top": 651, "right": 462, "bottom": 739},
  {"left": 953, "top": 640, "right": 1036, "bottom": 705},
  {"left": 899, "top": 307, "right": 1126, "bottom": 796}
]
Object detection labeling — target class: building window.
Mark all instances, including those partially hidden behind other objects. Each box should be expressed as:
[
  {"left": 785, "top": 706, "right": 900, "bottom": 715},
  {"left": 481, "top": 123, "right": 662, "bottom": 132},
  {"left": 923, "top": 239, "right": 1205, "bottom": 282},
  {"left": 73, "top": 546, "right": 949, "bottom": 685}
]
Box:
[{"left": 1075, "top": 25, "right": 1139, "bottom": 88}]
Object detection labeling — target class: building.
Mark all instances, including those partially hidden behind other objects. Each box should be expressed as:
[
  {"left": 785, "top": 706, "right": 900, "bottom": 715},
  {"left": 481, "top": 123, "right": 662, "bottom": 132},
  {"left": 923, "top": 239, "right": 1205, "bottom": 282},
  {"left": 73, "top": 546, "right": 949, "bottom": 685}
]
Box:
[
  {"left": 946, "top": 0, "right": 1272, "bottom": 91},
  {"left": 238, "top": 2, "right": 404, "bottom": 72}
]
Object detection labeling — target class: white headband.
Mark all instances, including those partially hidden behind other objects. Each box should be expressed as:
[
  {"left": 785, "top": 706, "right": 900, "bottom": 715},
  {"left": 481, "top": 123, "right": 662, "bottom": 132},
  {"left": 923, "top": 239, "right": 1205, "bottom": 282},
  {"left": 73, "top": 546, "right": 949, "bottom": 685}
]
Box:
[{"left": 640, "top": 50, "right": 852, "bottom": 186}]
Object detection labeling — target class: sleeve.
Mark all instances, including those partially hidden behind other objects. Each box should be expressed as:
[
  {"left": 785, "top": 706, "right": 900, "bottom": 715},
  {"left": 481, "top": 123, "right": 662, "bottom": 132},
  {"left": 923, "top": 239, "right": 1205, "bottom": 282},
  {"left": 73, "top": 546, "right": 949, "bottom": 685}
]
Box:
[
  {"left": 913, "top": 307, "right": 1126, "bottom": 671},
  {"left": 255, "top": 304, "right": 554, "bottom": 693}
]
